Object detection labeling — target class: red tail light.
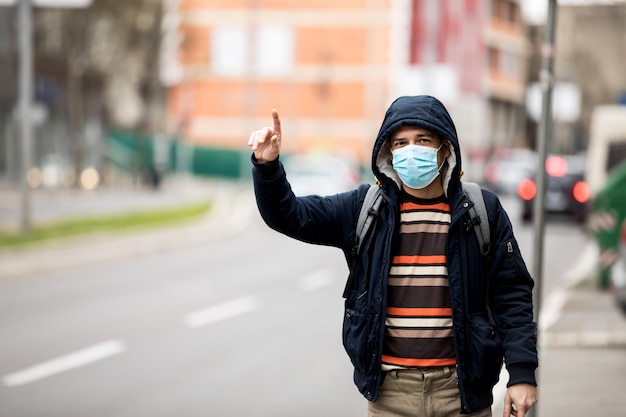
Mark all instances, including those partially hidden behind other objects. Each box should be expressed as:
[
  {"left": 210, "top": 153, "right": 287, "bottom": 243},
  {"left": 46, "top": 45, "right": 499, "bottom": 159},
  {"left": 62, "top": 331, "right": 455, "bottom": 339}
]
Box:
[
  {"left": 546, "top": 156, "right": 568, "bottom": 177},
  {"left": 517, "top": 178, "right": 537, "bottom": 201},
  {"left": 572, "top": 181, "right": 590, "bottom": 203}
]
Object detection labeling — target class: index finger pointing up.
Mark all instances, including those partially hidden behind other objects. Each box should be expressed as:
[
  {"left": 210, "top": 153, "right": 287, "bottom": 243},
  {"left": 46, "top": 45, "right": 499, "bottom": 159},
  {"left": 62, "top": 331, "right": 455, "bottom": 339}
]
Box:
[{"left": 272, "top": 109, "right": 281, "bottom": 136}]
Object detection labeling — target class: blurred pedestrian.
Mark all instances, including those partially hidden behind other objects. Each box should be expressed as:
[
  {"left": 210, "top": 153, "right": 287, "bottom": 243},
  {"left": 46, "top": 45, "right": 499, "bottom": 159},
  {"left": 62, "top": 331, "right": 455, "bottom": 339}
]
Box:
[{"left": 248, "top": 95, "right": 537, "bottom": 417}]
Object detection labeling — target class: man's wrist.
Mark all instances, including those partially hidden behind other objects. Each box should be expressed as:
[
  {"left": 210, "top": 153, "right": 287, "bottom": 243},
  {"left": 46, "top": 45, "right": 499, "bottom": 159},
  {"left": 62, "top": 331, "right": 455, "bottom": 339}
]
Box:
[
  {"left": 251, "top": 153, "right": 280, "bottom": 171},
  {"left": 252, "top": 154, "right": 278, "bottom": 164}
]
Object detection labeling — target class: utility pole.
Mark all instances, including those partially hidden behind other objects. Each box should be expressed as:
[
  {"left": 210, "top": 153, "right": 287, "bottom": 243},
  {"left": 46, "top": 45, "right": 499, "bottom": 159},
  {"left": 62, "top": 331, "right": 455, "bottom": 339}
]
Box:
[
  {"left": 18, "top": 0, "right": 33, "bottom": 234},
  {"left": 14, "top": 0, "right": 93, "bottom": 233},
  {"left": 529, "top": 1, "right": 557, "bottom": 416}
]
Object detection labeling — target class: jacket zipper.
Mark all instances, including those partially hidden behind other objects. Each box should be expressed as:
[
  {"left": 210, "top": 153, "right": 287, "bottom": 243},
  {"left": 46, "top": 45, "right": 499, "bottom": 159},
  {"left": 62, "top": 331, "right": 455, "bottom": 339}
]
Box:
[
  {"left": 506, "top": 240, "right": 522, "bottom": 278},
  {"left": 370, "top": 202, "right": 394, "bottom": 400},
  {"left": 450, "top": 194, "right": 472, "bottom": 413}
]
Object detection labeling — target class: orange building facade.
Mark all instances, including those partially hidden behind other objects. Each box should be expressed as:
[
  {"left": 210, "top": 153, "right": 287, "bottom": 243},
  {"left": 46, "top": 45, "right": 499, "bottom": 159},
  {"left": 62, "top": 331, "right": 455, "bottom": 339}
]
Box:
[{"left": 165, "top": 0, "right": 528, "bottom": 173}]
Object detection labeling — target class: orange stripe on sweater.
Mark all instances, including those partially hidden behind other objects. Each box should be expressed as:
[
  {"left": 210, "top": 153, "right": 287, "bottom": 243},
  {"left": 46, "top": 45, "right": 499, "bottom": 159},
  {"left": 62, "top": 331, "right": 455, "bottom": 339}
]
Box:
[
  {"left": 386, "top": 307, "right": 452, "bottom": 317},
  {"left": 400, "top": 202, "right": 450, "bottom": 211},
  {"left": 381, "top": 355, "right": 456, "bottom": 367},
  {"left": 393, "top": 255, "right": 446, "bottom": 265}
]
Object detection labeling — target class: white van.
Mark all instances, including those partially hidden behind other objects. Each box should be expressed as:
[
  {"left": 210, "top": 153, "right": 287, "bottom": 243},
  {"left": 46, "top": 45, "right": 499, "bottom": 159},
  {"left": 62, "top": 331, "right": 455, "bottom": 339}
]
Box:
[{"left": 585, "top": 105, "right": 626, "bottom": 197}]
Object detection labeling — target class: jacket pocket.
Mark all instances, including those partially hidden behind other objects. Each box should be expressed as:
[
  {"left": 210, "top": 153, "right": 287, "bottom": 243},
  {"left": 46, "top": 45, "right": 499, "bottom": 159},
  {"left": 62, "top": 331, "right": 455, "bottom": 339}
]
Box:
[
  {"left": 342, "top": 307, "right": 372, "bottom": 373},
  {"left": 465, "top": 314, "right": 503, "bottom": 386}
]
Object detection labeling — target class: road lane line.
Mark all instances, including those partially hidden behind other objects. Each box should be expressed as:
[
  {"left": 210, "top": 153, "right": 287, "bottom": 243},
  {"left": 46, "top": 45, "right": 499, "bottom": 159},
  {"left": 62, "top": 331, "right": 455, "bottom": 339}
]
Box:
[
  {"left": 563, "top": 241, "right": 597, "bottom": 286},
  {"left": 2, "top": 340, "right": 126, "bottom": 387},
  {"left": 539, "top": 289, "right": 568, "bottom": 332},
  {"left": 299, "top": 268, "right": 335, "bottom": 292},
  {"left": 183, "top": 296, "right": 259, "bottom": 328}
]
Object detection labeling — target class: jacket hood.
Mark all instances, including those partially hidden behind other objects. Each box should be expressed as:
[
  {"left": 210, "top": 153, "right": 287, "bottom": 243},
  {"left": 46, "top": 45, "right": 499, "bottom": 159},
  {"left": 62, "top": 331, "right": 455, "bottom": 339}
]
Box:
[{"left": 372, "top": 95, "right": 462, "bottom": 197}]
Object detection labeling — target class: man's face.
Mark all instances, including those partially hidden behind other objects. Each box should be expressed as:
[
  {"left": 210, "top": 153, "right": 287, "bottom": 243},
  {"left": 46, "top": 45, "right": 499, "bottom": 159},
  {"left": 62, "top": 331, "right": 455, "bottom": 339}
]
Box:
[{"left": 389, "top": 126, "right": 450, "bottom": 166}]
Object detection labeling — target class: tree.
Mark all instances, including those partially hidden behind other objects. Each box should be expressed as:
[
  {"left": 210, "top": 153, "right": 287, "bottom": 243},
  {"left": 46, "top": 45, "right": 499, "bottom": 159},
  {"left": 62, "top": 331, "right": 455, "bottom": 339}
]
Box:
[{"left": 34, "top": 0, "right": 165, "bottom": 182}]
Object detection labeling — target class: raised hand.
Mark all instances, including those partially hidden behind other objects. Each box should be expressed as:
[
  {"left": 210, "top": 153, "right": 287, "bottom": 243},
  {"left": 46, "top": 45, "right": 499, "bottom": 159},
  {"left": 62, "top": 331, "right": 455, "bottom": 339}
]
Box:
[{"left": 248, "top": 109, "right": 282, "bottom": 163}]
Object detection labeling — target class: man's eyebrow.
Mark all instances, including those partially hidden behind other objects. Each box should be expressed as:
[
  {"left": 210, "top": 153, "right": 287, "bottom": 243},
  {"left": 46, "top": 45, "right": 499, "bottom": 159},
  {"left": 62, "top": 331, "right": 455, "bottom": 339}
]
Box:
[{"left": 392, "top": 132, "right": 433, "bottom": 140}]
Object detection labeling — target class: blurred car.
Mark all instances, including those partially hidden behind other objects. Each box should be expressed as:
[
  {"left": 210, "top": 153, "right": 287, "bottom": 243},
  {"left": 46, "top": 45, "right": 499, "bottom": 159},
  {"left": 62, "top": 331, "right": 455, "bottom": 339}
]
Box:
[
  {"left": 283, "top": 153, "right": 361, "bottom": 196},
  {"left": 482, "top": 148, "right": 537, "bottom": 195},
  {"left": 516, "top": 153, "right": 590, "bottom": 223}
]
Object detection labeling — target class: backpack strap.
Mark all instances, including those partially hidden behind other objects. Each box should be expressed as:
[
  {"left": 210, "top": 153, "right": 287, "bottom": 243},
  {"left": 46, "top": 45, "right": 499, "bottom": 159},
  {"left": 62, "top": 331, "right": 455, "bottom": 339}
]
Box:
[
  {"left": 355, "top": 184, "right": 383, "bottom": 257},
  {"left": 343, "top": 184, "right": 383, "bottom": 298},
  {"left": 462, "top": 181, "right": 490, "bottom": 257},
  {"left": 462, "top": 181, "right": 495, "bottom": 325}
]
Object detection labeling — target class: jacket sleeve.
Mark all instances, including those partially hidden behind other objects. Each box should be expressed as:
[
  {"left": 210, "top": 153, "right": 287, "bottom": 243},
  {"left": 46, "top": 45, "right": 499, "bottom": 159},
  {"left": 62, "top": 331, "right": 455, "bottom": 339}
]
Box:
[
  {"left": 486, "top": 193, "right": 538, "bottom": 387},
  {"left": 251, "top": 154, "right": 365, "bottom": 251}
]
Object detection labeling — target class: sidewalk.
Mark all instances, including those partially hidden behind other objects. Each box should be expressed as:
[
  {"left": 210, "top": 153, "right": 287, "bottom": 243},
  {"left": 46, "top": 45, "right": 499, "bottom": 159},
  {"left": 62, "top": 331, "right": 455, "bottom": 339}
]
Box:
[
  {"left": 536, "top": 280, "right": 626, "bottom": 416},
  {"left": 0, "top": 175, "right": 256, "bottom": 279},
  {"left": 0, "top": 175, "right": 236, "bottom": 230},
  {"left": 490, "top": 276, "right": 626, "bottom": 417}
]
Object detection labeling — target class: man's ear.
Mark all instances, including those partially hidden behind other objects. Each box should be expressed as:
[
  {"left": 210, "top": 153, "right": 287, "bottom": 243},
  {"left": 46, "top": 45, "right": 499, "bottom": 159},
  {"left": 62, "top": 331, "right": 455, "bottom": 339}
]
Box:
[{"left": 444, "top": 140, "right": 452, "bottom": 158}]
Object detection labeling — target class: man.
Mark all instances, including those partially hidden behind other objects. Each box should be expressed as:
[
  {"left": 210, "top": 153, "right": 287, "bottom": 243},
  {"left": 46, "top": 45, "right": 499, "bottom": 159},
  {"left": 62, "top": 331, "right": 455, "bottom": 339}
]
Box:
[{"left": 248, "top": 95, "right": 538, "bottom": 416}]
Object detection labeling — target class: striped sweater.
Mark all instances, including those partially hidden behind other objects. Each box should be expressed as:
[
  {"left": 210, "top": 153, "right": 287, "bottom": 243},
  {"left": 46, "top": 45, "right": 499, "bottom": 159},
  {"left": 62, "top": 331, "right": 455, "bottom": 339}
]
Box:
[{"left": 381, "top": 192, "right": 455, "bottom": 370}]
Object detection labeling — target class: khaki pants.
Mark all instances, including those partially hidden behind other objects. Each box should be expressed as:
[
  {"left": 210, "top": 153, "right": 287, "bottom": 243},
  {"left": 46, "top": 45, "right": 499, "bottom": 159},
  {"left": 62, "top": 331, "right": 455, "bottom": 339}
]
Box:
[{"left": 367, "top": 367, "right": 492, "bottom": 417}]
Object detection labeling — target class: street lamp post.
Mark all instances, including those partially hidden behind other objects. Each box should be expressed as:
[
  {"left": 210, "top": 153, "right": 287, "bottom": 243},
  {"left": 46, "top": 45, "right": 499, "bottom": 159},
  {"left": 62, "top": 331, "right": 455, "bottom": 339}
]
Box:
[
  {"left": 17, "top": 0, "right": 33, "bottom": 234},
  {"left": 533, "top": 0, "right": 557, "bottom": 341},
  {"left": 529, "top": 1, "right": 558, "bottom": 417},
  {"left": 12, "top": 0, "right": 93, "bottom": 233}
]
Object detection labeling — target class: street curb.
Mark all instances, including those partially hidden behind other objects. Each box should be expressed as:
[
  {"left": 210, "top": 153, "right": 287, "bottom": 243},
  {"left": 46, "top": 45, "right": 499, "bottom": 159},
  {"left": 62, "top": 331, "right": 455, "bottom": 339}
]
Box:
[{"left": 0, "top": 184, "right": 255, "bottom": 280}]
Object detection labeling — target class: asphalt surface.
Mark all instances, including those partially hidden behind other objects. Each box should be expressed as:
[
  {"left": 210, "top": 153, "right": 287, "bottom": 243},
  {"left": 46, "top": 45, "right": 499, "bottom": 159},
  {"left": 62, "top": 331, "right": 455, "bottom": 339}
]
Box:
[{"left": 2, "top": 176, "right": 626, "bottom": 417}]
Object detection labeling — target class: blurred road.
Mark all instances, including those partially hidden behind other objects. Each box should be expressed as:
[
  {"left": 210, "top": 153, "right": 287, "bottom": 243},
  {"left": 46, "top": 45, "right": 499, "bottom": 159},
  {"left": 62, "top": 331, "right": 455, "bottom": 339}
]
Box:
[
  {"left": 1, "top": 217, "right": 363, "bottom": 416},
  {"left": 1, "top": 178, "right": 625, "bottom": 417}
]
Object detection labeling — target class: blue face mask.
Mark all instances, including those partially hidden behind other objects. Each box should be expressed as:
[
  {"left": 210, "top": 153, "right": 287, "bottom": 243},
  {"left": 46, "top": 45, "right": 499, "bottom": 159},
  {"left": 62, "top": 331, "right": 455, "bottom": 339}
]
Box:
[{"left": 392, "top": 143, "right": 443, "bottom": 189}]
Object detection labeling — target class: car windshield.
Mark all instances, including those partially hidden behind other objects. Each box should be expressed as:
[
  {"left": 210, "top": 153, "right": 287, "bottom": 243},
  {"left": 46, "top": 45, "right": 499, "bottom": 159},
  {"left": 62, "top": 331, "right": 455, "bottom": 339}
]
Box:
[{"left": 283, "top": 153, "right": 361, "bottom": 196}]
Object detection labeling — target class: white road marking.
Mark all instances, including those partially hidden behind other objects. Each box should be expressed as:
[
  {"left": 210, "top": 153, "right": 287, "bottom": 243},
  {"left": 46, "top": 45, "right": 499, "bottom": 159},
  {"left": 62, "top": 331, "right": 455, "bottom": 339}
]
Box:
[
  {"left": 299, "top": 269, "right": 335, "bottom": 292},
  {"left": 2, "top": 340, "right": 126, "bottom": 387},
  {"left": 539, "top": 289, "right": 569, "bottom": 332},
  {"left": 562, "top": 242, "right": 598, "bottom": 286},
  {"left": 183, "top": 296, "right": 259, "bottom": 328}
]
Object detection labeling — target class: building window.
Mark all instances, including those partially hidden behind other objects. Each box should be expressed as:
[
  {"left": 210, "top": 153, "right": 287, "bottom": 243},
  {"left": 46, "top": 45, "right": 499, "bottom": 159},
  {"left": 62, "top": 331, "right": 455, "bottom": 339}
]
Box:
[
  {"left": 489, "top": 47, "right": 498, "bottom": 71},
  {"left": 491, "top": 0, "right": 517, "bottom": 23},
  {"left": 506, "top": 1, "right": 517, "bottom": 23},
  {"left": 256, "top": 26, "right": 294, "bottom": 76},
  {"left": 211, "top": 25, "right": 294, "bottom": 76},
  {"left": 500, "top": 51, "right": 518, "bottom": 76},
  {"left": 211, "top": 26, "right": 247, "bottom": 75}
]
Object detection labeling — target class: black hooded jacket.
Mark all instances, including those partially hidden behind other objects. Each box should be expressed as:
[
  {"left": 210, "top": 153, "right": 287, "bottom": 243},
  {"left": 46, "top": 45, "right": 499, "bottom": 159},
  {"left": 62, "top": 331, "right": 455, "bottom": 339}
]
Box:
[{"left": 252, "top": 95, "right": 538, "bottom": 413}]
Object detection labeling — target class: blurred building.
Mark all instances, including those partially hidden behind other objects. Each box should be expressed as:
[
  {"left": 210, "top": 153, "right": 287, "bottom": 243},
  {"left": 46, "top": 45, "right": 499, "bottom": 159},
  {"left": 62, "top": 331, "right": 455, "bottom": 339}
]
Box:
[
  {"left": 0, "top": 0, "right": 531, "bottom": 184},
  {"left": 484, "top": 0, "right": 529, "bottom": 149},
  {"left": 165, "top": 0, "right": 393, "bottom": 167},
  {"left": 0, "top": 1, "right": 166, "bottom": 188},
  {"left": 403, "top": 0, "right": 529, "bottom": 178},
  {"left": 166, "top": 0, "right": 529, "bottom": 179},
  {"left": 554, "top": 3, "right": 626, "bottom": 153}
]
